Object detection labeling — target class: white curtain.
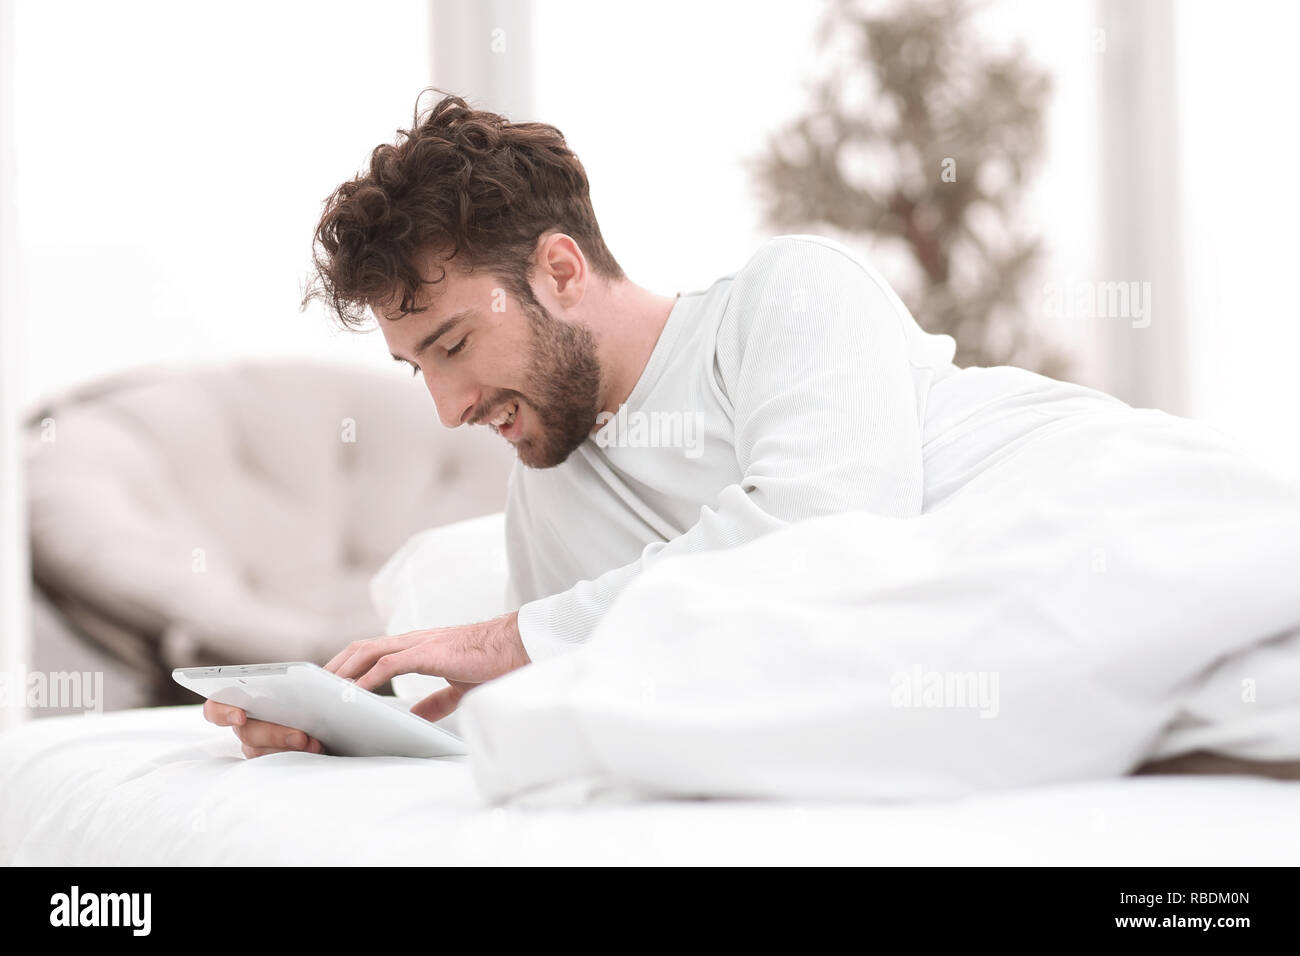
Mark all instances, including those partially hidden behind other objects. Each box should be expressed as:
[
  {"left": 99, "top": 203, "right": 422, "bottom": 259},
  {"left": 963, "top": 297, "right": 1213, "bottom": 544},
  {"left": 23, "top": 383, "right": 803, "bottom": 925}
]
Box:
[
  {"left": 1098, "top": 0, "right": 1300, "bottom": 477},
  {"left": 431, "top": 0, "right": 534, "bottom": 120},
  {"left": 1173, "top": 1, "right": 1300, "bottom": 478},
  {"left": 1, "top": 0, "right": 32, "bottom": 729}
]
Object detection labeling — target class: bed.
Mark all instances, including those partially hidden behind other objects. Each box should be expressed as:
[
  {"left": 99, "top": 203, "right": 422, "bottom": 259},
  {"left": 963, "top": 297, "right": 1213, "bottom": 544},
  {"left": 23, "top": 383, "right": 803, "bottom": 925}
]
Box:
[
  {"left": 9, "top": 406, "right": 1300, "bottom": 865},
  {"left": 2, "top": 703, "right": 1297, "bottom": 866}
]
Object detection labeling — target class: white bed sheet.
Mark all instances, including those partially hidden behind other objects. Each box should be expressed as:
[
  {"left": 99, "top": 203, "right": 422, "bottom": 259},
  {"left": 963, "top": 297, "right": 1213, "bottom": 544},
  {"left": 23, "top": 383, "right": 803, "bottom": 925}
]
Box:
[{"left": 2, "top": 705, "right": 1297, "bottom": 865}]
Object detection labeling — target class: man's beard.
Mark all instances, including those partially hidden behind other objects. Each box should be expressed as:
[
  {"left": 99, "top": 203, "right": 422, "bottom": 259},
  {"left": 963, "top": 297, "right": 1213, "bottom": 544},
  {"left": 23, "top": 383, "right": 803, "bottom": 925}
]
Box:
[{"left": 484, "top": 298, "right": 603, "bottom": 469}]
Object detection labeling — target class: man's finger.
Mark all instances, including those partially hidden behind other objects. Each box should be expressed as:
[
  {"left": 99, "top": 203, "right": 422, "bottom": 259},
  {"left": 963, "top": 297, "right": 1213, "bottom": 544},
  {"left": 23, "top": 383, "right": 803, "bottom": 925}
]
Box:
[
  {"left": 239, "top": 735, "right": 325, "bottom": 759},
  {"left": 409, "top": 683, "right": 467, "bottom": 724},
  {"left": 233, "top": 718, "right": 312, "bottom": 751},
  {"left": 333, "top": 631, "right": 428, "bottom": 681},
  {"left": 324, "top": 639, "right": 373, "bottom": 674},
  {"left": 203, "top": 700, "right": 245, "bottom": 727},
  {"left": 354, "top": 645, "right": 448, "bottom": 693},
  {"left": 242, "top": 743, "right": 290, "bottom": 759}
]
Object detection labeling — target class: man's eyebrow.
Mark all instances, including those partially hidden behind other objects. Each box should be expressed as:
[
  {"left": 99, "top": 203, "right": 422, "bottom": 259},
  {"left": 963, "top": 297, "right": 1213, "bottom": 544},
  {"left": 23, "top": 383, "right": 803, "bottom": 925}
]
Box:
[{"left": 389, "top": 308, "right": 475, "bottom": 364}]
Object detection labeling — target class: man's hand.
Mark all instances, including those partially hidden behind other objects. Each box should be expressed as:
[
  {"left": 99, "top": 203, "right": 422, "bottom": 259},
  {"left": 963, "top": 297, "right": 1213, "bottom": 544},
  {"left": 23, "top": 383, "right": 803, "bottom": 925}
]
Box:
[
  {"left": 325, "top": 611, "right": 529, "bottom": 723},
  {"left": 203, "top": 699, "right": 325, "bottom": 758},
  {"left": 202, "top": 611, "right": 529, "bottom": 756}
]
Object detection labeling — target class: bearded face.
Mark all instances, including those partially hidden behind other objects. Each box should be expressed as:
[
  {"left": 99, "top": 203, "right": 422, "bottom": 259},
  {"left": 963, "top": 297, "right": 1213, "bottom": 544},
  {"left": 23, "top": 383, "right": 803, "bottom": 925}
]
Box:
[
  {"left": 469, "top": 296, "right": 604, "bottom": 469},
  {"left": 380, "top": 264, "right": 605, "bottom": 470}
]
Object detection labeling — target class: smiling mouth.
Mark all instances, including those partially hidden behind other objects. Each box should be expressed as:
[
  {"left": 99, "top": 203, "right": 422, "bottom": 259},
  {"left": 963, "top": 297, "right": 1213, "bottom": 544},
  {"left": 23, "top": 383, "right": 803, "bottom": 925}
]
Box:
[{"left": 487, "top": 400, "right": 520, "bottom": 436}]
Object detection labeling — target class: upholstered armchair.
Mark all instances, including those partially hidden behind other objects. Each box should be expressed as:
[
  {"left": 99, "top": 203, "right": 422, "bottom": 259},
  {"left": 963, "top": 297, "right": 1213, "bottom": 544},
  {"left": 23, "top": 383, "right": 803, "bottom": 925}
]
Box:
[{"left": 25, "top": 361, "right": 514, "bottom": 709}]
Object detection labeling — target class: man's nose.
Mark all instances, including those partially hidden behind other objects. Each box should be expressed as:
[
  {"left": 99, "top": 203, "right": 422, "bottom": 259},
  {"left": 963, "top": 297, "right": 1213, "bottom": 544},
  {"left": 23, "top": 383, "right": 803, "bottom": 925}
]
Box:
[{"left": 425, "top": 374, "right": 478, "bottom": 429}]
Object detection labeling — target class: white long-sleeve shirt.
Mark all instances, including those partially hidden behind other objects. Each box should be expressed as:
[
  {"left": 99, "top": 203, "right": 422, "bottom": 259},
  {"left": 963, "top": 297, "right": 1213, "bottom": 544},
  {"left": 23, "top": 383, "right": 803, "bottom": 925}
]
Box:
[{"left": 506, "top": 234, "right": 1127, "bottom": 660}]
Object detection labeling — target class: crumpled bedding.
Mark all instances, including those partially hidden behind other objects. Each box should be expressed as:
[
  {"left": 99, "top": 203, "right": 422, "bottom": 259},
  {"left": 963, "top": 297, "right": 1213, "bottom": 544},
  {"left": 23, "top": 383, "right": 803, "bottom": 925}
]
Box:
[{"left": 458, "top": 406, "right": 1300, "bottom": 805}]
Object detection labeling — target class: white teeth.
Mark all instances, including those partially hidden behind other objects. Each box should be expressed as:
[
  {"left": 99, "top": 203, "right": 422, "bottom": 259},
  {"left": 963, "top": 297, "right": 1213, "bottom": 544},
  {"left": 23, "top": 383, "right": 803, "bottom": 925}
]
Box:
[{"left": 489, "top": 401, "right": 518, "bottom": 429}]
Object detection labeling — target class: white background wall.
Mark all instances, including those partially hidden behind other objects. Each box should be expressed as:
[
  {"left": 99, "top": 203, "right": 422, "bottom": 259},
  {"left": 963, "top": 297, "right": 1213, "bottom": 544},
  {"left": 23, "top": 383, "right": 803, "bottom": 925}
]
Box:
[{"left": 11, "top": 0, "right": 435, "bottom": 411}]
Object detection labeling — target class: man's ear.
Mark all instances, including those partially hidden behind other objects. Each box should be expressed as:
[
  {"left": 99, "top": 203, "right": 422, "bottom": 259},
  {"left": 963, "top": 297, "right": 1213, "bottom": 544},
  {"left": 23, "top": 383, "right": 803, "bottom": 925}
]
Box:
[{"left": 534, "top": 232, "right": 588, "bottom": 307}]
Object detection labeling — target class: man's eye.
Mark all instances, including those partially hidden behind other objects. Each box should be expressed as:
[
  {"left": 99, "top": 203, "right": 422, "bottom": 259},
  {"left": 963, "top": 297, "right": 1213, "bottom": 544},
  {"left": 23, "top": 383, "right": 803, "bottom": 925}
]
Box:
[{"left": 446, "top": 336, "right": 468, "bottom": 357}]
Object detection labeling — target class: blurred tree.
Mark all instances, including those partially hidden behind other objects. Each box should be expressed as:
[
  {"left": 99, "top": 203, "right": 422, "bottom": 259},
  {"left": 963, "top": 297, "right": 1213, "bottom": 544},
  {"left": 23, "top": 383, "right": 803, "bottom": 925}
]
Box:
[{"left": 754, "top": 0, "right": 1067, "bottom": 375}]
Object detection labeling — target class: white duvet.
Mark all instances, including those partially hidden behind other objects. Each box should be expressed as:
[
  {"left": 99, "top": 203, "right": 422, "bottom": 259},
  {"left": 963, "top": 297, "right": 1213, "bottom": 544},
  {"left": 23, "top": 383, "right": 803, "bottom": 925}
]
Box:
[{"left": 458, "top": 406, "right": 1300, "bottom": 805}]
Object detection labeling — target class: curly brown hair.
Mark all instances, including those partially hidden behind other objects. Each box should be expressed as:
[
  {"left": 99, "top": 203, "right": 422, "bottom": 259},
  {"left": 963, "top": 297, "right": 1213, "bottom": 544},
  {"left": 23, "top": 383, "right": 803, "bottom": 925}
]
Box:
[{"left": 301, "top": 89, "right": 625, "bottom": 329}]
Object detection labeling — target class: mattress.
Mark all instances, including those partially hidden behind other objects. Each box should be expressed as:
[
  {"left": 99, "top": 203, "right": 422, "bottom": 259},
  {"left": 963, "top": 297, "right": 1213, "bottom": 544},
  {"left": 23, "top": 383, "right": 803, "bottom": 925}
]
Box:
[{"left": 2, "top": 705, "right": 1297, "bottom": 865}]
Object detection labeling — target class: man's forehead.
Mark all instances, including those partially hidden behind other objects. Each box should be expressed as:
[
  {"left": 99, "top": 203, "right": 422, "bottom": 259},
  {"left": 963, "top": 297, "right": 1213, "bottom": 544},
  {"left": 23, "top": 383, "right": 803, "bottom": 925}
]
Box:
[
  {"left": 370, "top": 262, "right": 497, "bottom": 325},
  {"left": 371, "top": 283, "right": 443, "bottom": 324}
]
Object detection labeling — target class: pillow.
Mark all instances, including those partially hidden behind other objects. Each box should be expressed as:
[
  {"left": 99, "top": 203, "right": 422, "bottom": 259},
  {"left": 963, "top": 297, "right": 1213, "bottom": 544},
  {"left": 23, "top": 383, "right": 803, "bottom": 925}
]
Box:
[{"left": 369, "top": 512, "right": 509, "bottom": 706}]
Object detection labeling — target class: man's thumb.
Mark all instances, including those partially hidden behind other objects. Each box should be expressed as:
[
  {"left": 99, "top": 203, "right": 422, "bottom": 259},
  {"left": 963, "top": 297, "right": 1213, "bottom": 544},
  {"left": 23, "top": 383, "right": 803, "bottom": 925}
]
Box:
[{"left": 410, "top": 684, "right": 466, "bottom": 724}]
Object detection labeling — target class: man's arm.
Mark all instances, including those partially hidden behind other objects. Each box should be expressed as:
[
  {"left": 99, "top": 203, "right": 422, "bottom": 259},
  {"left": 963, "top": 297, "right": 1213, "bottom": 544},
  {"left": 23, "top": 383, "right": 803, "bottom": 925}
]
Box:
[
  {"left": 517, "top": 238, "right": 943, "bottom": 660},
  {"left": 326, "top": 610, "right": 528, "bottom": 719},
  {"left": 203, "top": 611, "right": 529, "bottom": 754}
]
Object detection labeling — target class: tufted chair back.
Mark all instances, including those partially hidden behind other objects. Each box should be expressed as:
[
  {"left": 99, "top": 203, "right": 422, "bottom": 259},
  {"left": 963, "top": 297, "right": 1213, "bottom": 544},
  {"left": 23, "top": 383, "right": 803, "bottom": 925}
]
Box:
[{"left": 25, "top": 361, "right": 515, "bottom": 698}]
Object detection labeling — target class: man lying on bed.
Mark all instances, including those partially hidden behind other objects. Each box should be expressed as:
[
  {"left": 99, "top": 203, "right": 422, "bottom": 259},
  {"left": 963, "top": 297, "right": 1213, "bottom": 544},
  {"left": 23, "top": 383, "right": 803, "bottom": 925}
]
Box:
[{"left": 202, "top": 90, "right": 1296, "bottom": 779}]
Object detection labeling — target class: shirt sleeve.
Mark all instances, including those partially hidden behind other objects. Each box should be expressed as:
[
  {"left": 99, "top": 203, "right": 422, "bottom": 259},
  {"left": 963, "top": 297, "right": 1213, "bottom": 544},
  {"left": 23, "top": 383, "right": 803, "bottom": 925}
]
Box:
[{"left": 515, "top": 238, "right": 933, "bottom": 662}]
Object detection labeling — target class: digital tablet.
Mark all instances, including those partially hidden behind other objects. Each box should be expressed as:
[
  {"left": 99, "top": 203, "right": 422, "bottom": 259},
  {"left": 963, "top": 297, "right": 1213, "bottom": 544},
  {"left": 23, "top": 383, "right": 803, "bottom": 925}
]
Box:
[{"left": 172, "top": 662, "right": 467, "bottom": 758}]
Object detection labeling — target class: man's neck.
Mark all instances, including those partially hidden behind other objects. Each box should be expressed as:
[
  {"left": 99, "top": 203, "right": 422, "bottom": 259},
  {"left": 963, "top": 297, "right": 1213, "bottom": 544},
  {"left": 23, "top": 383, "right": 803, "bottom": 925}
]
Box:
[{"left": 583, "top": 279, "right": 679, "bottom": 418}]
